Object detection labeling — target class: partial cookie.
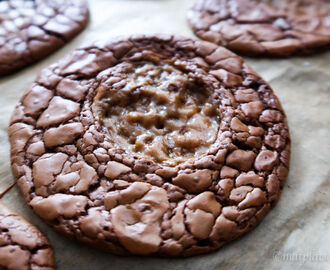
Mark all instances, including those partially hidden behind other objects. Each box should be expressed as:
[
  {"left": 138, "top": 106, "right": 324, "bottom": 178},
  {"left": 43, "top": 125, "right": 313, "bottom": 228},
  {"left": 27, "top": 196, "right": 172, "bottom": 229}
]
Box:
[
  {"left": 0, "top": 0, "right": 89, "bottom": 76},
  {"left": 188, "top": 0, "right": 330, "bottom": 57},
  {"left": 0, "top": 200, "right": 55, "bottom": 270},
  {"left": 9, "top": 35, "right": 290, "bottom": 256}
]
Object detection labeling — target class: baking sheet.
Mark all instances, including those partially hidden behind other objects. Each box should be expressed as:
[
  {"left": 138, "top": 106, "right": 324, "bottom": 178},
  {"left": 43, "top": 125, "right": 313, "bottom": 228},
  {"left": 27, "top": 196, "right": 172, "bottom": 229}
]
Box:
[{"left": 0, "top": 0, "right": 329, "bottom": 269}]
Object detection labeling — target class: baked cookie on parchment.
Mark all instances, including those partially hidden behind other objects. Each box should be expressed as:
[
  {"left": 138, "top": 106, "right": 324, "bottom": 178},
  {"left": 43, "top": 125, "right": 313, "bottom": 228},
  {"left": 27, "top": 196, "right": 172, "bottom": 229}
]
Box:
[
  {"left": 0, "top": 200, "right": 55, "bottom": 270},
  {"left": 188, "top": 0, "right": 330, "bottom": 56},
  {"left": 0, "top": 0, "right": 89, "bottom": 75},
  {"left": 9, "top": 35, "right": 290, "bottom": 256}
]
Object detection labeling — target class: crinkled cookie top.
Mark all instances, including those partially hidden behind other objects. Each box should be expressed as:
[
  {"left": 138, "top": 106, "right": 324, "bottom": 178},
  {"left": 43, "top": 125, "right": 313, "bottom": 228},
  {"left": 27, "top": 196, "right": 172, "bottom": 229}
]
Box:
[
  {"left": 188, "top": 0, "right": 330, "bottom": 56},
  {"left": 9, "top": 35, "right": 290, "bottom": 256},
  {"left": 0, "top": 0, "right": 89, "bottom": 75},
  {"left": 0, "top": 200, "right": 55, "bottom": 270}
]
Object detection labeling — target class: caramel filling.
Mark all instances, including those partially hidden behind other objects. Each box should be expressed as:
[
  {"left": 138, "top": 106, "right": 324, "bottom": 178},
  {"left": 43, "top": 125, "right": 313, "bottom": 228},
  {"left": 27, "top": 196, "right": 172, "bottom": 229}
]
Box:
[{"left": 94, "top": 62, "right": 220, "bottom": 166}]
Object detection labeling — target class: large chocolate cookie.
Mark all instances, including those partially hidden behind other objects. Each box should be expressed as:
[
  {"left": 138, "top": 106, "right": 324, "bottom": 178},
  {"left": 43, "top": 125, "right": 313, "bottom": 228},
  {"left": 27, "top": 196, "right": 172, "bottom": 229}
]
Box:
[
  {"left": 0, "top": 0, "right": 89, "bottom": 76},
  {"left": 188, "top": 0, "right": 330, "bottom": 56},
  {"left": 9, "top": 35, "right": 290, "bottom": 256},
  {"left": 0, "top": 200, "right": 55, "bottom": 269}
]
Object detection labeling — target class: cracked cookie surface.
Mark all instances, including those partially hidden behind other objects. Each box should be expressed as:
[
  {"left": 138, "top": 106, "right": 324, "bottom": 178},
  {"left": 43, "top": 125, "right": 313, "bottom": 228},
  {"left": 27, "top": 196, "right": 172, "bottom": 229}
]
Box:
[
  {"left": 188, "top": 0, "right": 330, "bottom": 57},
  {"left": 9, "top": 35, "right": 290, "bottom": 256},
  {"left": 0, "top": 0, "right": 89, "bottom": 76},
  {"left": 0, "top": 200, "right": 55, "bottom": 270}
]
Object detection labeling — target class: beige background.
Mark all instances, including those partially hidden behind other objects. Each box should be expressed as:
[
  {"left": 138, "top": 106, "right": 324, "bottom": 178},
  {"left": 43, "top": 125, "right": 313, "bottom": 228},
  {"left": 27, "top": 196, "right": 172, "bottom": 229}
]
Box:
[{"left": 0, "top": 0, "right": 329, "bottom": 269}]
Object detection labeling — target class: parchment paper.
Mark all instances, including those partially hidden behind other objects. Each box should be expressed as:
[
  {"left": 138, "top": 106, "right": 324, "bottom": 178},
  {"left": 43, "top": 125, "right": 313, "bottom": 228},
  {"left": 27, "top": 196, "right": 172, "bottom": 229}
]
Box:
[{"left": 0, "top": 0, "right": 329, "bottom": 269}]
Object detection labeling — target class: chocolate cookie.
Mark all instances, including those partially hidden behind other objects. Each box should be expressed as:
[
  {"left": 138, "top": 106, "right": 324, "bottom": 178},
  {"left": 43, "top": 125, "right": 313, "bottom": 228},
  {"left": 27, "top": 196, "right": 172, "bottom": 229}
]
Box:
[
  {"left": 9, "top": 35, "right": 290, "bottom": 256},
  {"left": 0, "top": 200, "right": 55, "bottom": 269},
  {"left": 188, "top": 0, "right": 330, "bottom": 56},
  {"left": 0, "top": 0, "right": 89, "bottom": 76}
]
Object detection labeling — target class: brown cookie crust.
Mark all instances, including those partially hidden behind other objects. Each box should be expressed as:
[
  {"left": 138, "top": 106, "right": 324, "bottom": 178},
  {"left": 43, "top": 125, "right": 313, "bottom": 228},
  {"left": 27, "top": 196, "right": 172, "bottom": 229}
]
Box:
[
  {"left": 0, "top": 0, "right": 89, "bottom": 76},
  {"left": 9, "top": 35, "right": 290, "bottom": 256},
  {"left": 188, "top": 0, "right": 330, "bottom": 57},
  {"left": 0, "top": 200, "right": 55, "bottom": 270}
]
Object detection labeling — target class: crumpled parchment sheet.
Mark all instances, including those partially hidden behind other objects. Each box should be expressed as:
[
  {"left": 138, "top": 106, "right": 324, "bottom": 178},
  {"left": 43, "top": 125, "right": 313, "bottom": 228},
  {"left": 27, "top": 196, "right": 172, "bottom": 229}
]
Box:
[{"left": 0, "top": 0, "right": 329, "bottom": 269}]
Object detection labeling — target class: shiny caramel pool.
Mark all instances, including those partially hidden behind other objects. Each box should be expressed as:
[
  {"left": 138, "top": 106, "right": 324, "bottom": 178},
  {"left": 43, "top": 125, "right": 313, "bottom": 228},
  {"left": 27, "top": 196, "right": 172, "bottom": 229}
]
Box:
[{"left": 93, "top": 61, "right": 220, "bottom": 166}]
